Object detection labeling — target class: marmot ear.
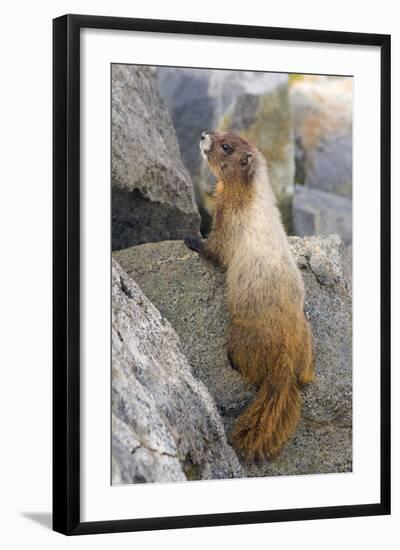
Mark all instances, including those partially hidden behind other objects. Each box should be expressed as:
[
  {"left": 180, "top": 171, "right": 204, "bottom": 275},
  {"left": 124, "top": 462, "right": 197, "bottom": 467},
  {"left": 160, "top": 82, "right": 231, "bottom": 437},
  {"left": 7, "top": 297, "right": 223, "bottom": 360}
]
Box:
[{"left": 240, "top": 152, "right": 254, "bottom": 167}]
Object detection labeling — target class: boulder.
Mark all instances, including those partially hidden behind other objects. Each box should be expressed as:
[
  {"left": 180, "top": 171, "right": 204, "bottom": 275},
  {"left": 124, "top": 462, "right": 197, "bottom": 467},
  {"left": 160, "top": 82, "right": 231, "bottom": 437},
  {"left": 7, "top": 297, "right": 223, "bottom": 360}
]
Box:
[
  {"left": 158, "top": 69, "right": 294, "bottom": 232},
  {"left": 112, "top": 65, "right": 200, "bottom": 250},
  {"left": 112, "top": 259, "right": 242, "bottom": 483},
  {"left": 290, "top": 76, "right": 353, "bottom": 198},
  {"left": 293, "top": 185, "right": 352, "bottom": 245},
  {"left": 114, "top": 236, "right": 352, "bottom": 476}
]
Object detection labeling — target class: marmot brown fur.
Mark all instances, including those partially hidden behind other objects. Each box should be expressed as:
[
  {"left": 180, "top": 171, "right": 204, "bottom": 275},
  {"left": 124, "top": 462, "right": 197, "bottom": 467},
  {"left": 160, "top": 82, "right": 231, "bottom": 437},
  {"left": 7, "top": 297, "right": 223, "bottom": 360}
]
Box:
[{"left": 184, "top": 131, "right": 315, "bottom": 460}]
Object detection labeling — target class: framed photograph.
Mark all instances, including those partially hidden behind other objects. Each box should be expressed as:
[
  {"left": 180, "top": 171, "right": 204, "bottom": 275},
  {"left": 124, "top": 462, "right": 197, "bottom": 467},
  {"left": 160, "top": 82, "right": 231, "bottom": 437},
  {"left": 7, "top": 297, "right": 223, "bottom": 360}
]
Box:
[{"left": 53, "top": 14, "right": 391, "bottom": 535}]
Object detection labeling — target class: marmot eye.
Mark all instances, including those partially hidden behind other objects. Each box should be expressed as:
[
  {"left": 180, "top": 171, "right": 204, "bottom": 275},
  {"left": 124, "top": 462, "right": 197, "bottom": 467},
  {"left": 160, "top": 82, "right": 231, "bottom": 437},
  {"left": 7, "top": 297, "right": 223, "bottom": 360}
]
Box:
[{"left": 222, "top": 143, "right": 231, "bottom": 152}]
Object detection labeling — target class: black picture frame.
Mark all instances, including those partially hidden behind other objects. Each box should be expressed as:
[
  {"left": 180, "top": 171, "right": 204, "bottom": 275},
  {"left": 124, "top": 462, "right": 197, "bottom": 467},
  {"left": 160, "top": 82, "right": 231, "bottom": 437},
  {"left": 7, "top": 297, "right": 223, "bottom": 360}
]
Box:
[{"left": 53, "top": 14, "right": 391, "bottom": 536}]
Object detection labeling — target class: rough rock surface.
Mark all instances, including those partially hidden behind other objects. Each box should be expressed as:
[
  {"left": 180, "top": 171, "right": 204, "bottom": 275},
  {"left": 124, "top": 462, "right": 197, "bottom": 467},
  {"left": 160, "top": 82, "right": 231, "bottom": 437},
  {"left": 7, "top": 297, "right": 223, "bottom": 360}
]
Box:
[
  {"left": 293, "top": 185, "right": 352, "bottom": 245},
  {"left": 112, "top": 259, "right": 242, "bottom": 484},
  {"left": 290, "top": 76, "right": 353, "bottom": 198},
  {"left": 114, "top": 236, "right": 352, "bottom": 476},
  {"left": 158, "top": 68, "right": 294, "bottom": 232},
  {"left": 112, "top": 65, "right": 200, "bottom": 250}
]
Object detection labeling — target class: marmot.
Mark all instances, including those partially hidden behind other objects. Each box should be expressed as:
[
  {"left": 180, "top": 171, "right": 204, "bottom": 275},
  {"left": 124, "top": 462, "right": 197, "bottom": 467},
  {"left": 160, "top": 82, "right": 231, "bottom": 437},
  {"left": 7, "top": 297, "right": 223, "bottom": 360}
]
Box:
[{"left": 184, "top": 131, "right": 315, "bottom": 460}]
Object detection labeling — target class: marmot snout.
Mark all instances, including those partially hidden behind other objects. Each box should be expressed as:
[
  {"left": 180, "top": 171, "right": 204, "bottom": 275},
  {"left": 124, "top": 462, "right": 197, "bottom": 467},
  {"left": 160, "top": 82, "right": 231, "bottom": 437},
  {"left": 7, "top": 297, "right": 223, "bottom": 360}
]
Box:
[{"left": 200, "top": 130, "right": 256, "bottom": 186}]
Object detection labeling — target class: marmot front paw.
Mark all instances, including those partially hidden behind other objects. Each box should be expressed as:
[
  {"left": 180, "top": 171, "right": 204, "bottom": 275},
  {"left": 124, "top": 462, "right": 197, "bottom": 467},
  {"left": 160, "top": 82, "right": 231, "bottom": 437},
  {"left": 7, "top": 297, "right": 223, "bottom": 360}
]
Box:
[{"left": 184, "top": 236, "right": 203, "bottom": 253}]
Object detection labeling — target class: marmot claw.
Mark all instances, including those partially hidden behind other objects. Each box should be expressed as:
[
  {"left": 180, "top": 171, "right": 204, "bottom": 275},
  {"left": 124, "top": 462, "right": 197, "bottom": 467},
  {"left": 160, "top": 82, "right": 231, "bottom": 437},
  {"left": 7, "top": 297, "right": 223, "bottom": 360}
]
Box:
[{"left": 184, "top": 236, "right": 203, "bottom": 253}]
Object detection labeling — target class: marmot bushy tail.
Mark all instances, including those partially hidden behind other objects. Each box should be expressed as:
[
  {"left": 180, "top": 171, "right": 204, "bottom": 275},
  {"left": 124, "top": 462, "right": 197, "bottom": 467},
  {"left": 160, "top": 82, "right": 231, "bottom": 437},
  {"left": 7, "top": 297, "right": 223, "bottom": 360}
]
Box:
[
  {"left": 230, "top": 363, "right": 301, "bottom": 460},
  {"left": 184, "top": 130, "right": 315, "bottom": 460}
]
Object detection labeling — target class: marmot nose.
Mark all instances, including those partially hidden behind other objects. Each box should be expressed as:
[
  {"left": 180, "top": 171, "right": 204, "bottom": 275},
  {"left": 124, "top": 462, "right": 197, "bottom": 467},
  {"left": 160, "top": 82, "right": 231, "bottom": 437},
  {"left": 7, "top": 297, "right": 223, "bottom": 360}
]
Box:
[{"left": 201, "top": 131, "right": 209, "bottom": 140}]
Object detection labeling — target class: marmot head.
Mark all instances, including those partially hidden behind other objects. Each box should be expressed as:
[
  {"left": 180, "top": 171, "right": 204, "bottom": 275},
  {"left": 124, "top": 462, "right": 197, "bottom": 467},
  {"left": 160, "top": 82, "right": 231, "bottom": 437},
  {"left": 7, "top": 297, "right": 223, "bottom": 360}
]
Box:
[{"left": 199, "top": 131, "right": 257, "bottom": 185}]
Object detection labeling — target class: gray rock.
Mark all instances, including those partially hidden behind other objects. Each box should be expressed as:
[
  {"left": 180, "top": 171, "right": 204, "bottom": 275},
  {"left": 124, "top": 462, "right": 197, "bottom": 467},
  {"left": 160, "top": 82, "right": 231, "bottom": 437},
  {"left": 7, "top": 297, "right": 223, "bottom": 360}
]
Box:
[
  {"left": 157, "top": 68, "right": 215, "bottom": 180},
  {"left": 112, "top": 65, "right": 200, "bottom": 250},
  {"left": 293, "top": 185, "right": 352, "bottom": 245},
  {"left": 112, "top": 412, "right": 185, "bottom": 485},
  {"left": 115, "top": 236, "right": 352, "bottom": 476},
  {"left": 290, "top": 76, "right": 353, "bottom": 198},
  {"left": 112, "top": 259, "right": 242, "bottom": 483},
  {"left": 290, "top": 236, "right": 352, "bottom": 427},
  {"left": 158, "top": 69, "right": 294, "bottom": 232}
]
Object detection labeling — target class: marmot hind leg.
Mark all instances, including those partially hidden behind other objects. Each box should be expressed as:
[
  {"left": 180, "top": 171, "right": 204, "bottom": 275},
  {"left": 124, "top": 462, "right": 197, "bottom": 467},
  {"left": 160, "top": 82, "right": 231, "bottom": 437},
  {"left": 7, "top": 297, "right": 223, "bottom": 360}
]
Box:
[
  {"left": 298, "top": 358, "right": 315, "bottom": 385},
  {"left": 297, "top": 318, "right": 315, "bottom": 385},
  {"left": 227, "top": 323, "right": 267, "bottom": 385}
]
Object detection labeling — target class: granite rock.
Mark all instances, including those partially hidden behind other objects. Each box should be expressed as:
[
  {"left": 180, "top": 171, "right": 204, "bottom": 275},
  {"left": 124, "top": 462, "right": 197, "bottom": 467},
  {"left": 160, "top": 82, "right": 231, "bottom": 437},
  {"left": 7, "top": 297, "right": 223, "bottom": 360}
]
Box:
[
  {"left": 293, "top": 184, "right": 352, "bottom": 245},
  {"left": 290, "top": 76, "right": 353, "bottom": 198},
  {"left": 112, "top": 259, "right": 242, "bottom": 483}
]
